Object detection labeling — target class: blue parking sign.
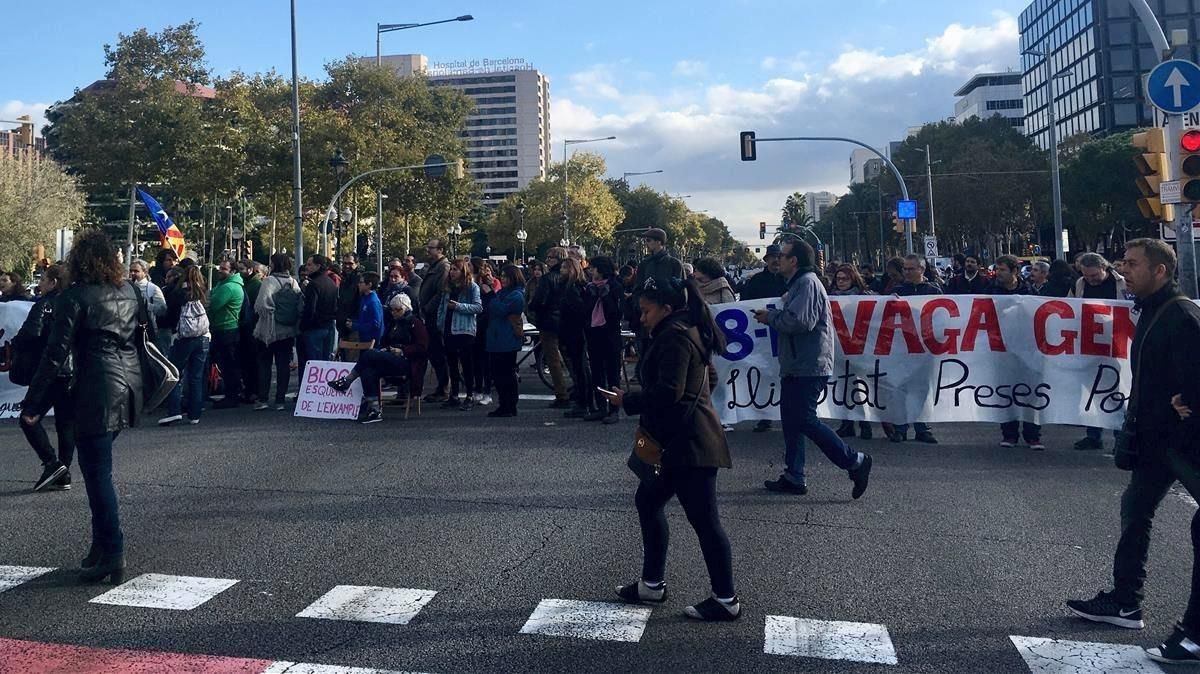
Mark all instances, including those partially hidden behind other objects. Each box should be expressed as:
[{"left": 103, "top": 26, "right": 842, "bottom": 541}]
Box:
[{"left": 896, "top": 200, "right": 918, "bottom": 220}]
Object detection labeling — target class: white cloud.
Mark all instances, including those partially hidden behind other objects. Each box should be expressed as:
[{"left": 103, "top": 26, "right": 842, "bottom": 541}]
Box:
[
  {"left": 673, "top": 60, "right": 708, "bottom": 78},
  {"left": 551, "top": 13, "right": 1021, "bottom": 242},
  {"left": 1, "top": 101, "right": 50, "bottom": 133}
]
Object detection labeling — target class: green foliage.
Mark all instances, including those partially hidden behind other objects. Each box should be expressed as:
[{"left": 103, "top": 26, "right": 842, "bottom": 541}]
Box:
[
  {"left": 1060, "top": 130, "right": 1151, "bottom": 247},
  {"left": 0, "top": 154, "right": 86, "bottom": 273},
  {"left": 491, "top": 152, "right": 623, "bottom": 251}
]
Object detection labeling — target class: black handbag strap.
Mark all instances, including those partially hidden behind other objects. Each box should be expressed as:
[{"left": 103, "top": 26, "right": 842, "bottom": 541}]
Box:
[{"left": 1128, "top": 295, "right": 1187, "bottom": 420}]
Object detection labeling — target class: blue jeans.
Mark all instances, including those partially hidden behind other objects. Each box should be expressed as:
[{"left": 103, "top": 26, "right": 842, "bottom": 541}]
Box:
[
  {"left": 781, "top": 376, "right": 863, "bottom": 484},
  {"left": 77, "top": 432, "right": 122, "bottom": 556},
  {"left": 300, "top": 323, "right": 337, "bottom": 372},
  {"left": 168, "top": 335, "right": 210, "bottom": 419}
]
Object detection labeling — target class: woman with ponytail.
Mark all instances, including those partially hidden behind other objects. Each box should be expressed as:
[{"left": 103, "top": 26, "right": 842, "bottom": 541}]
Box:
[{"left": 599, "top": 277, "right": 741, "bottom": 622}]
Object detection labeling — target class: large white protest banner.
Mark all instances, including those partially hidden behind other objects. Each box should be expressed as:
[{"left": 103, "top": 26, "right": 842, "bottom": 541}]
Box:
[
  {"left": 711, "top": 295, "right": 1140, "bottom": 430},
  {"left": 0, "top": 301, "right": 34, "bottom": 419},
  {"left": 295, "top": 360, "right": 363, "bottom": 420}
]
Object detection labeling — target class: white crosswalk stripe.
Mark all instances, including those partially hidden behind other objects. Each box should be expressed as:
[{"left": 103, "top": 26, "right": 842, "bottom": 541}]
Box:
[
  {"left": 519, "top": 598, "right": 653, "bottom": 642},
  {"left": 296, "top": 586, "right": 438, "bottom": 625},
  {"left": 0, "top": 565, "right": 54, "bottom": 594},
  {"left": 89, "top": 573, "right": 239, "bottom": 611},
  {"left": 1010, "top": 635, "right": 1165, "bottom": 673},
  {"left": 764, "top": 615, "right": 898, "bottom": 665}
]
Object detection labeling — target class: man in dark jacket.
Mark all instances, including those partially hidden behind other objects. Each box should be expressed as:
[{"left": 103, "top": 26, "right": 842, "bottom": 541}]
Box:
[
  {"left": 988, "top": 255, "right": 1042, "bottom": 449},
  {"left": 634, "top": 229, "right": 684, "bottom": 301},
  {"left": 739, "top": 244, "right": 787, "bottom": 433},
  {"left": 890, "top": 255, "right": 940, "bottom": 444},
  {"left": 336, "top": 253, "right": 361, "bottom": 339},
  {"left": 299, "top": 255, "right": 338, "bottom": 375},
  {"left": 418, "top": 239, "right": 451, "bottom": 401},
  {"left": 946, "top": 254, "right": 989, "bottom": 294},
  {"left": 529, "top": 247, "right": 570, "bottom": 407},
  {"left": 1067, "top": 238, "right": 1200, "bottom": 666}
]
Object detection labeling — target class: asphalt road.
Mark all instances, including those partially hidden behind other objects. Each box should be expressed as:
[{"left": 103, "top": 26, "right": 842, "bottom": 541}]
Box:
[{"left": 0, "top": 384, "right": 1196, "bottom": 673}]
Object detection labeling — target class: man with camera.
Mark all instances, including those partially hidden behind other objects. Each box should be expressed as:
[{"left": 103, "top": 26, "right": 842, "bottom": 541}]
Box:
[{"left": 1065, "top": 238, "right": 1200, "bottom": 666}]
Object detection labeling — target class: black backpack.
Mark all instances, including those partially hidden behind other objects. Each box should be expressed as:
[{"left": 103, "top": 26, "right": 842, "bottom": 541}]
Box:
[{"left": 9, "top": 301, "right": 52, "bottom": 387}]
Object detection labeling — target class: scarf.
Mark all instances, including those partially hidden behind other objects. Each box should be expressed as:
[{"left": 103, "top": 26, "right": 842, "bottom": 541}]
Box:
[
  {"left": 589, "top": 278, "right": 611, "bottom": 328},
  {"left": 695, "top": 276, "right": 732, "bottom": 304}
]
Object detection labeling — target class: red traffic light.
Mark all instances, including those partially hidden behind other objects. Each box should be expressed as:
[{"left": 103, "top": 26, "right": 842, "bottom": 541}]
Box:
[{"left": 1182, "top": 130, "right": 1200, "bottom": 153}]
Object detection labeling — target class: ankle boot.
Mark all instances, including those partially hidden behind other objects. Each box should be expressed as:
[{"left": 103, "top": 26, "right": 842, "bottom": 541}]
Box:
[
  {"left": 79, "top": 554, "right": 125, "bottom": 584},
  {"left": 80, "top": 544, "right": 102, "bottom": 569}
]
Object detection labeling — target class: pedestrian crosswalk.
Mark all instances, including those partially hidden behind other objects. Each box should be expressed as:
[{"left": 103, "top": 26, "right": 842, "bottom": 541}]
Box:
[{"left": 0, "top": 562, "right": 1172, "bottom": 672}]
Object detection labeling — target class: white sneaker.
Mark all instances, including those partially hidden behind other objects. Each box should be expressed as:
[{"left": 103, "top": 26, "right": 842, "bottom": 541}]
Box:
[
  {"left": 471, "top": 393, "right": 483, "bottom": 403},
  {"left": 158, "top": 414, "right": 183, "bottom": 426},
  {"left": 254, "top": 403, "right": 270, "bottom": 411},
  {"left": 275, "top": 404, "right": 287, "bottom": 411},
  {"left": 480, "top": 395, "right": 493, "bottom": 406},
  {"left": 188, "top": 419, "right": 200, "bottom": 425}
]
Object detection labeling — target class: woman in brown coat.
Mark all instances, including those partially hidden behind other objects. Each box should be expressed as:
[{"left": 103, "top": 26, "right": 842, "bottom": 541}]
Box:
[{"left": 600, "top": 277, "right": 740, "bottom": 622}]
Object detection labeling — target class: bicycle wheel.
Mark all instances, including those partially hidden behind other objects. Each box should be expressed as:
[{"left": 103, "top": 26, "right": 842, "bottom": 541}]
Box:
[{"left": 534, "top": 344, "right": 554, "bottom": 391}]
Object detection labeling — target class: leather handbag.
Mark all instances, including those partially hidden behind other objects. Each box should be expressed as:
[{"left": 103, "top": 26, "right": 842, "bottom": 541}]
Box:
[
  {"left": 508, "top": 313, "right": 525, "bottom": 339},
  {"left": 1114, "top": 295, "right": 1187, "bottom": 471},
  {"left": 629, "top": 365, "right": 708, "bottom": 479},
  {"left": 132, "top": 283, "right": 179, "bottom": 411}
]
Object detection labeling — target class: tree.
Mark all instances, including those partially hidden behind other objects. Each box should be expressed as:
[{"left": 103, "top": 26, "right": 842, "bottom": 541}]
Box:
[
  {"left": 1059, "top": 130, "right": 1150, "bottom": 251},
  {"left": 0, "top": 153, "right": 86, "bottom": 272},
  {"left": 781, "top": 192, "right": 814, "bottom": 231},
  {"left": 491, "top": 152, "right": 623, "bottom": 253}
]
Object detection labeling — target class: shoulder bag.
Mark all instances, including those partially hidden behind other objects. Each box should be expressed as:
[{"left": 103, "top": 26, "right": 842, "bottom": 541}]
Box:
[
  {"left": 629, "top": 353, "right": 709, "bottom": 480},
  {"left": 132, "top": 282, "right": 180, "bottom": 411},
  {"left": 1114, "top": 295, "right": 1188, "bottom": 471}
]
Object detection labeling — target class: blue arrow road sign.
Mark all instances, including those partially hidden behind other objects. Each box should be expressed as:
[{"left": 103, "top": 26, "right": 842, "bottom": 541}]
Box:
[{"left": 1147, "top": 60, "right": 1200, "bottom": 114}]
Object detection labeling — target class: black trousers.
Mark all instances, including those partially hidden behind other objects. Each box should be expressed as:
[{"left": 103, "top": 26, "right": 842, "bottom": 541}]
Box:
[
  {"left": 586, "top": 326, "right": 621, "bottom": 411},
  {"left": 1112, "top": 444, "right": 1200, "bottom": 633},
  {"left": 444, "top": 333, "right": 476, "bottom": 397},
  {"left": 1000, "top": 421, "right": 1041, "bottom": 443},
  {"left": 472, "top": 321, "right": 493, "bottom": 394},
  {"left": 210, "top": 329, "right": 242, "bottom": 399},
  {"left": 426, "top": 321, "right": 449, "bottom": 393},
  {"left": 635, "top": 466, "right": 735, "bottom": 598},
  {"left": 239, "top": 324, "right": 259, "bottom": 399},
  {"left": 256, "top": 338, "right": 294, "bottom": 405},
  {"left": 489, "top": 351, "right": 519, "bottom": 413},
  {"left": 562, "top": 330, "right": 591, "bottom": 409},
  {"left": 20, "top": 378, "right": 75, "bottom": 467}
]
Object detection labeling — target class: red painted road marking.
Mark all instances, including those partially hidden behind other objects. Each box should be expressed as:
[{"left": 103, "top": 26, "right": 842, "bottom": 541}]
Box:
[{"left": 0, "top": 637, "right": 273, "bottom": 674}]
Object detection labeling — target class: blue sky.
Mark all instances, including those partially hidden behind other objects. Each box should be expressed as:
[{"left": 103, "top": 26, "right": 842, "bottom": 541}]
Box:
[{"left": 1, "top": 0, "right": 1032, "bottom": 241}]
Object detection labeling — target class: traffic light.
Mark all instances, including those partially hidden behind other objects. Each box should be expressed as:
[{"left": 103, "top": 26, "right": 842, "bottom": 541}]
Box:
[
  {"left": 356, "top": 233, "right": 371, "bottom": 259},
  {"left": 453, "top": 158, "right": 465, "bottom": 179},
  {"left": 242, "top": 240, "right": 253, "bottom": 261},
  {"left": 892, "top": 211, "right": 904, "bottom": 233},
  {"left": 739, "top": 131, "right": 757, "bottom": 161},
  {"left": 759, "top": 222, "right": 766, "bottom": 240},
  {"left": 1180, "top": 129, "right": 1200, "bottom": 204},
  {"left": 1132, "top": 128, "right": 1173, "bottom": 222}
]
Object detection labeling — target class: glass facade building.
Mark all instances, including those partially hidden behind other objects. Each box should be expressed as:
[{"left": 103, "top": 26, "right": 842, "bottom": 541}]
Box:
[{"left": 1020, "top": 0, "right": 1200, "bottom": 149}]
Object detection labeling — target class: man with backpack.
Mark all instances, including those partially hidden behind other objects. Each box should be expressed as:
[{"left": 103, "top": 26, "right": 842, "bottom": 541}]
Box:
[
  {"left": 208, "top": 260, "right": 246, "bottom": 409},
  {"left": 253, "top": 253, "right": 302, "bottom": 411}
]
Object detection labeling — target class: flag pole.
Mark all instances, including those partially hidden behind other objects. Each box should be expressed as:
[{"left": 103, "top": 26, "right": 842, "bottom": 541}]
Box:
[{"left": 126, "top": 185, "right": 136, "bottom": 271}]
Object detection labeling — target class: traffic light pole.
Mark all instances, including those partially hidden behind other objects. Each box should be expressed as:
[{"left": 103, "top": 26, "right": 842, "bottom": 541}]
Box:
[
  {"left": 750, "top": 136, "right": 914, "bottom": 254},
  {"left": 1128, "top": 0, "right": 1197, "bottom": 296}
]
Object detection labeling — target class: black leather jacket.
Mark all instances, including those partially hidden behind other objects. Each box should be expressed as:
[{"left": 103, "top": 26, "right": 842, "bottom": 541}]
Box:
[{"left": 23, "top": 281, "right": 145, "bottom": 436}]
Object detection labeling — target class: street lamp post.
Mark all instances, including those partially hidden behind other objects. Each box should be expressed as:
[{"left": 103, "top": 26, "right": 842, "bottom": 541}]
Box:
[
  {"left": 516, "top": 201, "right": 527, "bottom": 262},
  {"left": 329, "top": 148, "right": 349, "bottom": 257},
  {"left": 447, "top": 221, "right": 463, "bottom": 259},
  {"left": 289, "top": 0, "right": 304, "bottom": 269},
  {"left": 621, "top": 169, "right": 663, "bottom": 186},
  {"left": 1023, "top": 47, "right": 1070, "bottom": 260},
  {"left": 563, "top": 136, "right": 616, "bottom": 245}
]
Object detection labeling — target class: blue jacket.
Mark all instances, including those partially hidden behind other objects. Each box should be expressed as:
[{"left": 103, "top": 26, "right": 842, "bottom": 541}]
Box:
[
  {"left": 353, "top": 291, "right": 384, "bottom": 343},
  {"left": 486, "top": 287, "right": 526, "bottom": 353},
  {"left": 436, "top": 282, "right": 483, "bottom": 337}
]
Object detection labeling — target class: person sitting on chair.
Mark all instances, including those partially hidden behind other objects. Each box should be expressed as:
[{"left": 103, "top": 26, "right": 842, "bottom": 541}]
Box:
[{"left": 328, "top": 294, "right": 429, "bottom": 424}]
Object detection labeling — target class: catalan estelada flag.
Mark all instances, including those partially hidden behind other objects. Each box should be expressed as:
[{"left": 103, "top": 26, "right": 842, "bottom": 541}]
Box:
[{"left": 136, "top": 188, "right": 186, "bottom": 258}]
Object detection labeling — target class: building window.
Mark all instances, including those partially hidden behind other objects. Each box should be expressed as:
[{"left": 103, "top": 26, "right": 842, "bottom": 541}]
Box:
[
  {"left": 1113, "top": 102, "right": 1138, "bottom": 126},
  {"left": 1109, "top": 48, "right": 1134, "bottom": 71},
  {"left": 1164, "top": 0, "right": 1192, "bottom": 15}
]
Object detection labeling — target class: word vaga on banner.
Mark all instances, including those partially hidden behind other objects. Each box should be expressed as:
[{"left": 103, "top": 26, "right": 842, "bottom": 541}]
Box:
[{"left": 710, "top": 296, "right": 1140, "bottom": 430}]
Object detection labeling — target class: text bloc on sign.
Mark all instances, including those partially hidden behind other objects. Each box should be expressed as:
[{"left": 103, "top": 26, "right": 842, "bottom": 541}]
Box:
[
  {"left": 710, "top": 296, "right": 1149, "bottom": 430},
  {"left": 295, "top": 360, "right": 362, "bottom": 420}
]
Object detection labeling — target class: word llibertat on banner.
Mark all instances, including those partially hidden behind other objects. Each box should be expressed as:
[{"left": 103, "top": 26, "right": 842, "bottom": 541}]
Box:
[
  {"left": 295, "top": 360, "right": 362, "bottom": 420},
  {"left": 710, "top": 296, "right": 1154, "bottom": 431}
]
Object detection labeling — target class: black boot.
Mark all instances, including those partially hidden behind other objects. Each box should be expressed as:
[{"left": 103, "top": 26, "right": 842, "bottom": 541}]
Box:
[
  {"left": 836, "top": 421, "right": 856, "bottom": 438},
  {"left": 80, "top": 544, "right": 102, "bottom": 569},
  {"left": 79, "top": 553, "right": 125, "bottom": 584}
]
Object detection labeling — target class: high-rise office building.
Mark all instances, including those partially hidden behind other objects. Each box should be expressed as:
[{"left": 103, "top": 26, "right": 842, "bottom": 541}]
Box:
[
  {"left": 954, "top": 72, "right": 1026, "bottom": 132},
  {"left": 1019, "top": 0, "right": 1200, "bottom": 150},
  {"left": 376, "top": 54, "right": 551, "bottom": 206},
  {"left": 804, "top": 191, "right": 839, "bottom": 222}
]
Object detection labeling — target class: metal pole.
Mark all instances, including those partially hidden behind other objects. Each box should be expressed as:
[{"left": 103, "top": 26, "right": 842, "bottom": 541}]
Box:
[
  {"left": 376, "top": 191, "right": 384, "bottom": 275},
  {"left": 290, "top": 0, "right": 305, "bottom": 269},
  {"left": 753, "top": 136, "right": 914, "bottom": 253},
  {"left": 562, "top": 142, "right": 569, "bottom": 244},
  {"left": 925, "top": 145, "right": 937, "bottom": 238},
  {"left": 126, "top": 185, "right": 136, "bottom": 270},
  {"left": 405, "top": 213, "right": 410, "bottom": 257},
  {"left": 1044, "top": 56, "right": 1065, "bottom": 261},
  {"left": 877, "top": 178, "right": 884, "bottom": 266},
  {"left": 271, "top": 194, "right": 278, "bottom": 254}
]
